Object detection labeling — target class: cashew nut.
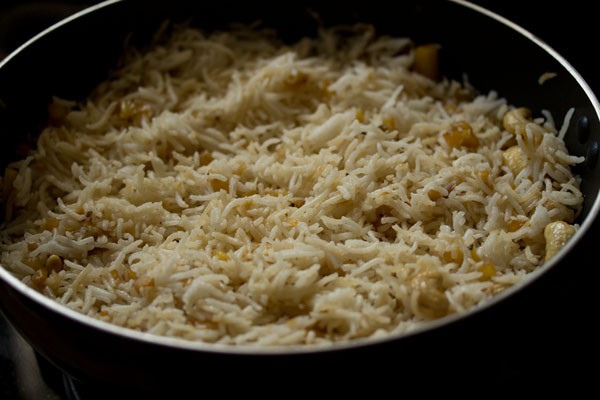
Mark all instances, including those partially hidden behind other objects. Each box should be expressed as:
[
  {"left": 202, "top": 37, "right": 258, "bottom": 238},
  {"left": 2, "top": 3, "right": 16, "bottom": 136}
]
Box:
[
  {"left": 503, "top": 107, "right": 532, "bottom": 135},
  {"left": 544, "top": 221, "right": 576, "bottom": 261},
  {"left": 502, "top": 145, "right": 527, "bottom": 176}
]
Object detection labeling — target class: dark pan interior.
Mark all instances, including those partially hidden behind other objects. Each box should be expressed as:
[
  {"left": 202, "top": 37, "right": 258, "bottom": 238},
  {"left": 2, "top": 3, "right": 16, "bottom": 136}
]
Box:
[{"left": 0, "top": 0, "right": 598, "bottom": 393}]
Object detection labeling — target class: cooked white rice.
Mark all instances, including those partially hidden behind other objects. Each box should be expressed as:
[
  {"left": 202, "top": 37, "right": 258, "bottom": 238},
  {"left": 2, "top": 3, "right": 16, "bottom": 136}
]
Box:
[{"left": 0, "top": 24, "right": 584, "bottom": 346}]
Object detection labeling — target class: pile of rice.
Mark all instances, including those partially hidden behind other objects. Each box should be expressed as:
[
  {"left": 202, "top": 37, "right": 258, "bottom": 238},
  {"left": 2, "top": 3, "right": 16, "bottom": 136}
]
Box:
[{"left": 0, "top": 24, "right": 584, "bottom": 346}]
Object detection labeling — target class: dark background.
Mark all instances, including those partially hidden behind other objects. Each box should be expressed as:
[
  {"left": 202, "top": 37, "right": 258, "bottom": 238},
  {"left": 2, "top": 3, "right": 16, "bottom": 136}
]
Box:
[
  {"left": 2, "top": 0, "right": 599, "bottom": 89},
  {"left": 0, "top": 0, "right": 597, "bottom": 397}
]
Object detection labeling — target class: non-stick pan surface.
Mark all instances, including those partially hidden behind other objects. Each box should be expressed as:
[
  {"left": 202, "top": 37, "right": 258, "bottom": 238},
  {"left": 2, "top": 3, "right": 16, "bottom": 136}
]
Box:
[{"left": 0, "top": 0, "right": 598, "bottom": 394}]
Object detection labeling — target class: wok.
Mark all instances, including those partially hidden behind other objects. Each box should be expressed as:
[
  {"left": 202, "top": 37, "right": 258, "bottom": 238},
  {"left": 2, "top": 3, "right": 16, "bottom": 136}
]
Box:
[{"left": 0, "top": 0, "right": 598, "bottom": 394}]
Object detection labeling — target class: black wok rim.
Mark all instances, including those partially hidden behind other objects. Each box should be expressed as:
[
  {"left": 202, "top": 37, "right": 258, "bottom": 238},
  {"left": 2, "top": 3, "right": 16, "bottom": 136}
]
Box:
[{"left": 1, "top": 0, "right": 599, "bottom": 355}]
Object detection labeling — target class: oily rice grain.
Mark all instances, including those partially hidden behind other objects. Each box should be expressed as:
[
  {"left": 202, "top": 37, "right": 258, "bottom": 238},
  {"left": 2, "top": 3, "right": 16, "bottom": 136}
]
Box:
[{"left": 0, "top": 24, "right": 583, "bottom": 346}]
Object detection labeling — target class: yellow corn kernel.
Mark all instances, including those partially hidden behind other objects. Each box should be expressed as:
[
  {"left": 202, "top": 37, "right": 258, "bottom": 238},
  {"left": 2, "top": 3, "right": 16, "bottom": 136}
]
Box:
[
  {"left": 121, "top": 225, "right": 135, "bottom": 236},
  {"left": 240, "top": 190, "right": 257, "bottom": 198},
  {"left": 479, "top": 170, "right": 490, "bottom": 186},
  {"left": 45, "top": 255, "right": 63, "bottom": 272},
  {"left": 413, "top": 44, "right": 440, "bottom": 80},
  {"left": 443, "top": 249, "right": 464, "bottom": 265},
  {"left": 443, "top": 121, "right": 479, "bottom": 149},
  {"left": 199, "top": 151, "right": 214, "bottom": 166},
  {"left": 383, "top": 117, "right": 396, "bottom": 132},
  {"left": 355, "top": 109, "right": 365, "bottom": 123},
  {"left": 428, "top": 189, "right": 442, "bottom": 201},
  {"left": 470, "top": 248, "right": 481, "bottom": 262},
  {"left": 41, "top": 218, "right": 59, "bottom": 231},
  {"left": 236, "top": 165, "right": 246, "bottom": 175},
  {"left": 506, "top": 218, "right": 526, "bottom": 232},
  {"left": 210, "top": 179, "right": 229, "bottom": 192},
  {"left": 215, "top": 251, "right": 230, "bottom": 261},
  {"left": 110, "top": 270, "right": 119, "bottom": 280},
  {"left": 128, "top": 269, "right": 137, "bottom": 280},
  {"left": 478, "top": 263, "right": 497, "bottom": 281}
]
